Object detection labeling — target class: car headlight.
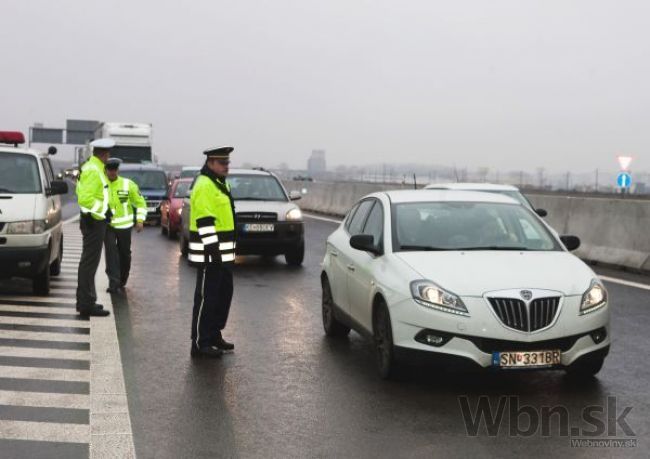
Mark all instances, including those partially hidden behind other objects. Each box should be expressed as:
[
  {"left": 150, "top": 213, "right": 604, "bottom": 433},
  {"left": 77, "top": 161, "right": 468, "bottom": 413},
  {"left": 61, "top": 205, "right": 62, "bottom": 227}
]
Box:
[
  {"left": 177, "top": 208, "right": 183, "bottom": 216},
  {"left": 580, "top": 280, "right": 607, "bottom": 315},
  {"left": 410, "top": 280, "right": 469, "bottom": 316},
  {"left": 6, "top": 220, "right": 46, "bottom": 234},
  {"left": 286, "top": 208, "right": 302, "bottom": 221}
]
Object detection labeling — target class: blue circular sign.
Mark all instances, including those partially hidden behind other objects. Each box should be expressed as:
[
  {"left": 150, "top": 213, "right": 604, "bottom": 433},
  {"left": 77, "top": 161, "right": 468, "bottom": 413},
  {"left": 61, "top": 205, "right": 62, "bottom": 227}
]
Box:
[{"left": 617, "top": 172, "right": 632, "bottom": 188}]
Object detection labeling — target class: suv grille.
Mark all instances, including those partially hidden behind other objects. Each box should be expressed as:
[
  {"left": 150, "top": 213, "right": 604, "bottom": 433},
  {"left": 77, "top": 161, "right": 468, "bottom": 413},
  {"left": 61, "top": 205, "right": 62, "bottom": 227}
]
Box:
[
  {"left": 488, "top": 297, "right": 560, "bottom": 332},
  {"left": 236, "top": 212, "right": 277, "bottom": 222}
]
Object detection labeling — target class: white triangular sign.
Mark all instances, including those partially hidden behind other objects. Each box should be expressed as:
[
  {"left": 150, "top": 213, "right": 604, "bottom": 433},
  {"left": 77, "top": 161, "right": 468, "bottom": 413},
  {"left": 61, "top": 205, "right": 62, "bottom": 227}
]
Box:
[{"left": 617, "top": 155, "right": 633, "bottom": 171}]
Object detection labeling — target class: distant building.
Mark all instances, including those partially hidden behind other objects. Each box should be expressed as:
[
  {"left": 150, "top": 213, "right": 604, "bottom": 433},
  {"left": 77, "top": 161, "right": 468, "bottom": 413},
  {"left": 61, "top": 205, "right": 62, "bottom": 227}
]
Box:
[{"left": 307, "top": 150, "right": 326, "bottom": 177}]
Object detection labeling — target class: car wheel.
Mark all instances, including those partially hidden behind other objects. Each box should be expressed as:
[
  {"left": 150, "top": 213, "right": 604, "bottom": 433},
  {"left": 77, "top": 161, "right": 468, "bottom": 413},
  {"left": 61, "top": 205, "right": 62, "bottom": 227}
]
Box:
[
  {"left": 167, "top": 225, "right": 176, "bottom": 239},
  {"left": 161, "top": 223, "right": 168, "bottom": 235},
  {"left": 374, "top": 300, "right": 399, "bottom": 380},
  {"left": 33, "top": 264, "right": 51, "bottom": 296},
  {"left": 180, "top": 232, "right": 189, "bottom": 257},
  {"left": 322, "top": 276, "right": 350, "bottom": 337},
  {"left": 565, "top": 357, "right": 605, "bottom": 379},
  {"left": 50, "top": 237, "right": 63, "bottom": 276},
  {"left": 285, "top": 241, "right": 305, "bottom": 266}
]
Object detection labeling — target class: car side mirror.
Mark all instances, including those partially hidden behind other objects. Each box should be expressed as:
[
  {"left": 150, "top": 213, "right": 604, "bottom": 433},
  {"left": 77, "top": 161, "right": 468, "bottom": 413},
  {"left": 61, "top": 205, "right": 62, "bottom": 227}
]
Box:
[
  {"left": 560, "top": 235, "right": 580, "bottom": 251},
  {"left": 48, "top": 180, "right": 68, "bottom": 196},
  {"left": 47, "top": 146, "right": 57, "bottom": 155},
  {"left": 350, "top": 234, "right": 381, "bottom": 255},
  {"left": 289, "top": 190, "right": 302, "bottom": 201},
  {"left": 535, "top": 208, "right": 548, "bottom": 217}
]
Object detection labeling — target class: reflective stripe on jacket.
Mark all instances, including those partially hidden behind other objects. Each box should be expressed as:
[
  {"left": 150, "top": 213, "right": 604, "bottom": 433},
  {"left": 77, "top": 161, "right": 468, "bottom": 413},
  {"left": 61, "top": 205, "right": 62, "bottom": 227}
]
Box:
[
  {"left": 108, "top": 176, "right": 147, "bottom": 229},
  {"left": 76, "top": 155, "right": 109, "bottom": 221},
  {"left": 188, "top": 173, "right": 236, "bottom": 265}
]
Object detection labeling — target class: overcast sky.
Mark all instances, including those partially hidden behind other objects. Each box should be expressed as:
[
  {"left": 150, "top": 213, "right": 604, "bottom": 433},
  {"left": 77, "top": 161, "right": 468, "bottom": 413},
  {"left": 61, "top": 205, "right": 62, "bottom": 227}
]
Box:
[{"left": 2, "top": 0, "right": 649, "bottom": 173}]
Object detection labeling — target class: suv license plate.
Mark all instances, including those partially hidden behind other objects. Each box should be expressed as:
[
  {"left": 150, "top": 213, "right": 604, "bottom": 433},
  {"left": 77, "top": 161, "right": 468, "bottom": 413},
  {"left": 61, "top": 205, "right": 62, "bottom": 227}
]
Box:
[
  {"left": 493, "top": 350, "right": 561, "bottom": 368},
  {"left": 243, "top": 223, "right": 275, "bottom": 232}
]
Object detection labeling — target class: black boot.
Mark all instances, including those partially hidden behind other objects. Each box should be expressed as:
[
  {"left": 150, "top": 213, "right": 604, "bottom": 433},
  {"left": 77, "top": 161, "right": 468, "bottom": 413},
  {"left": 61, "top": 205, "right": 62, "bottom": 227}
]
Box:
[
  {"left": 191, "top": 345, "right": 223, "bottom": 358},
  {"left": 79, "top": 304, "right": 110, "bottom": 317},
  {"left": 215, "top": 332, "right": 234, "bottom": 351},
  {"left": 77, "top": 303, "right": 104, "bottom": 312}
]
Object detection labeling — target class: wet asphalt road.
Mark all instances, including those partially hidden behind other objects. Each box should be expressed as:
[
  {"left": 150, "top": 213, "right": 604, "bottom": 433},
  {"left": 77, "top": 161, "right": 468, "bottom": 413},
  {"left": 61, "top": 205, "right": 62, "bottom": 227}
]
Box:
[{"left": 113, "top": 218, "right": 649, "bottom": 459}]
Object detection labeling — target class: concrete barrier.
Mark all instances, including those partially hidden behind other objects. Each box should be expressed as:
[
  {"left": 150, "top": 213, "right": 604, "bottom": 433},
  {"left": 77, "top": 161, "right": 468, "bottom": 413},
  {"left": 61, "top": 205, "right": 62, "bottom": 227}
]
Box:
[{"left": 284, "top": 180, "right": 650, "bottom": 271}]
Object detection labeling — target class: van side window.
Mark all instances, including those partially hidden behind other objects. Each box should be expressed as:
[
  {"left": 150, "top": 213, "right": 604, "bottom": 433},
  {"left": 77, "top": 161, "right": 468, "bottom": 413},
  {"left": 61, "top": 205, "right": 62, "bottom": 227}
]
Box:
[{"left": 40, "top": 158, "right": 54, "bottom": 188}]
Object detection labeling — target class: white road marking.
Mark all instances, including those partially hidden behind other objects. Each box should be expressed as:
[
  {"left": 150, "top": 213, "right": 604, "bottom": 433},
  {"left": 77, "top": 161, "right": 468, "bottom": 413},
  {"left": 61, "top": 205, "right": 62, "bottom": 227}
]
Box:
[
  {"left": 599, "top": 275, "right": 650, "bottom": 291},
  {"left": 0, "top": 420, "right": 89, "bottom": 443},
  {"left": 304, "top": 213, "right": 343, "bottom": 224},
  {"left": 0, "top": 391, "right": 89, "bottom": 409},
  {"left": 0, "top": 366, "right": 90, "bottom": 382}
]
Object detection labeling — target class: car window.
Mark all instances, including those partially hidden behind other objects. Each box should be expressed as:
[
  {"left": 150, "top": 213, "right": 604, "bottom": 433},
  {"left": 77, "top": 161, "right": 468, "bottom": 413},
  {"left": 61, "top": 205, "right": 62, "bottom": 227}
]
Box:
[
  {"left": 40, "top": 159, "right": 53, "bottom": 187},
  {"left": 362, "top": 201, "right": 384, "bottom": 247},
  {"left": 0, "top": 152, "right": 42, "bottom": 194},
  {"left": 120, "top": 170, "right": 168, "bottom": 191},
  {"left": 228, "top": 174, "right": 287, "bottom": 201},
  {"left": 348, "top": 200, "right": 374, "bottom": 236},
  {"left": 344, "top": 203, "right": 360, "bottom": 231},
  {"left": 173, "top": 181, "right": 191, "bottom": 198}
]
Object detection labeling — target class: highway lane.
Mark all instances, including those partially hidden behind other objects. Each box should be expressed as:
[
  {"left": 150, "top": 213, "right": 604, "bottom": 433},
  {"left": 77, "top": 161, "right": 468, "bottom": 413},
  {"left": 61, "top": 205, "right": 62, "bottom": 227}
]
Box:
[{"left": 114, "top": 217, "right": 649, "bottom": 458}]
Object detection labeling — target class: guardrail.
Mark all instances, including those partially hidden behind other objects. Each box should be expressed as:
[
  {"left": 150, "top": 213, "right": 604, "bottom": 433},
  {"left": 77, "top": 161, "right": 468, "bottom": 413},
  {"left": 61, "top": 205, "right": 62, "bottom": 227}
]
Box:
[{"left": 284, "top": 180, "right": 650, "bottom": 271}]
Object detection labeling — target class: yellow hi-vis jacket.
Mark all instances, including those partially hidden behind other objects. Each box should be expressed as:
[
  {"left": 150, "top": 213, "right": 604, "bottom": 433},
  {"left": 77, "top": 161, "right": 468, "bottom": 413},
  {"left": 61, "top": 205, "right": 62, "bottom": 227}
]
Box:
[
  {"left": 76, "top": 155, "right": 109, "bottom": 221},
  {"left": 108, "top": 176, "right": 147, "bottom": 229},
  {"left": 188, "top": 172, "right": 236, "bottom": 265}
]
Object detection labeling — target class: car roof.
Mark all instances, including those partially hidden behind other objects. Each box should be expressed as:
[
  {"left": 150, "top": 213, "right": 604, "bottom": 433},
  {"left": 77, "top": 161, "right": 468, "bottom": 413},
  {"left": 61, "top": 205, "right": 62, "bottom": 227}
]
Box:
[
  {"left": 173, "top": 177, "right": 194, "bottom": 183},
  {"left": 424, "top": 182, "right": 520, "bottom": 192},
  {"left": 120, "top": 163, "right": 166, "bottom": 171},
  {"left": 181, "top": 166, "right": 200, "bottom": 170},
  {"left": 380, "top": 189, "right": 520, "bottom": 204},
  {"left": 0, "top": 145, "right": 49, "bottom": 158},
  {"left": 228, "top": 168, "right": 273, "bottom": 176}
]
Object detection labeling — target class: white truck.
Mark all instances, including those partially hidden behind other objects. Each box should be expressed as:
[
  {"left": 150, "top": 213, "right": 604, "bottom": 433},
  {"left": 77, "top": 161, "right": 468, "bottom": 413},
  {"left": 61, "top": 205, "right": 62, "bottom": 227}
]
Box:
[{"left": 79, "top": 122, "right": 154, "bottom": 164}]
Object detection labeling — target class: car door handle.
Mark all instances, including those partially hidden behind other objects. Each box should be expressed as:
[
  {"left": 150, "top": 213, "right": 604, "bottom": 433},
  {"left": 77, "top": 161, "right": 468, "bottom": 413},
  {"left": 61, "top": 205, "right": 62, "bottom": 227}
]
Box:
[
  {"left": 347, "top": 264, "right": 355, "bottom": 271},
  {"left": 330, "top": 250, "right": 338, "bottom": 257}
]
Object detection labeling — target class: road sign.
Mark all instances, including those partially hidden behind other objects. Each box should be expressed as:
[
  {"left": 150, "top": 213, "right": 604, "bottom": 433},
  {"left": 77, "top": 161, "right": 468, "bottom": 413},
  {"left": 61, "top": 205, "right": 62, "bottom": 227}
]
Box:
[
  {"left": 617, "top": 155, "right": 633, "bottom": 171},
  {"left": 617, "top": 172, "right": 632, "bottom": 188}
]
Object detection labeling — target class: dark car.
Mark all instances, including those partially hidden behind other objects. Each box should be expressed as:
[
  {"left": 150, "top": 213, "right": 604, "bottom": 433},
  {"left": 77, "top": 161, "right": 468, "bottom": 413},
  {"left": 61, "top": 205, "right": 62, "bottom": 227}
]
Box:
[{"left": 119, "top": 163, "right": 169, "bottom": 225}]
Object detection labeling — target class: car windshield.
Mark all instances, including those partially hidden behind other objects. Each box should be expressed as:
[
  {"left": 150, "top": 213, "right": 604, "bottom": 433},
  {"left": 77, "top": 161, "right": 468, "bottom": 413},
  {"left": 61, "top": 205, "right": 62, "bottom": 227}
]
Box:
[
  {"left": 180, "top": 169, "right": 200, "bottom": 178},
  {"left": 120, "top": 170, "right": 168, "bottom": 191},
  {"left": 111, "top": 146, "right": 152, "bottom": 163},
  {"left": 489, "top": 190, "right": 533, "bottom": 209},
  {"left": 0, "top": 152, "right": 42, "bottom": 194},
  {"left": 228, "top": 174, "right": 287, "bottom": 201},
  {"left": 173, "top": 181, "right": 191, "bottom": 198},
  {"left": 394, "top": 201, "right": 560, "bottom": 252}
]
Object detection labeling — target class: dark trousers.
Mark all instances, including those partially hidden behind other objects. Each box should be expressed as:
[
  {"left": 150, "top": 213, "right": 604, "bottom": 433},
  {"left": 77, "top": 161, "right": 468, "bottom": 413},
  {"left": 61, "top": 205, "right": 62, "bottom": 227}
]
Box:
[
  {"left": 191, "top": 264, "right": 234, "bottom": 348},
  {"left": 76, "top": 217, "right": 107, "bottom": 309},
  {"left": 104, "top": 227, "right": 132, "bottom": 289}
]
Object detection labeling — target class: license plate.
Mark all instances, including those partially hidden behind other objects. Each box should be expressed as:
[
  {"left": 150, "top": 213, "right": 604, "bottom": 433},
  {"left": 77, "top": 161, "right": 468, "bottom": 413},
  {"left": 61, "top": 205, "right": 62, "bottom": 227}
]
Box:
[
  {"left": 147, "top": 207, "right": 157, "bottom": 212},
  {"left": 243, "top": 223, "right": 274, "bottom": 232},
  {"left": 493, "top": 350, "right": 561, "bottom": 368}
]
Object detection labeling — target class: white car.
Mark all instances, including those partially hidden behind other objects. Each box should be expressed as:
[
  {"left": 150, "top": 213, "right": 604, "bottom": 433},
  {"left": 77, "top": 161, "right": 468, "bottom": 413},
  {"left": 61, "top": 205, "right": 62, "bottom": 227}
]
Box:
[
  {"left": 0, "top": 132, "right": 68, "bottom": 294},
  {"left": 424, "top": 183, "right": 547, "bottom": 217},
  {"left": 321, "top": 190, "right": 610, "bottom": 379}
]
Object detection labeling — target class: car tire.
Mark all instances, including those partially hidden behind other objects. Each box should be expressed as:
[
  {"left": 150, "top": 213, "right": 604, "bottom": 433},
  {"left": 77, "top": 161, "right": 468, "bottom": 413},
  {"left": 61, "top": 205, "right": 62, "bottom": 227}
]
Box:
[
  {"left": 565, "top": 357, "right": 605, "bottom": 378},
  {"left": 285, "top": 241, "right": 305, "bottom": 266},
  {"left": 322, "top": 277, "right": 350, "bottom": 337},
  {"left": 167, "top": 225, "right": 176, "bottom": 240},
  {"left": 50, "top": 237, "right": 63, "bottom": 276},
  {"left": 180, "top": 232, "right": 189, "bottom": 257},
  {"left": 161, "top": 223, "right": 168, "bottom": 236},
  {"left": 374, "top": 300, "right": 400, "bottom": 380},
  {"left": 33, "top": 264, "right": 51, "bottom": 296}
]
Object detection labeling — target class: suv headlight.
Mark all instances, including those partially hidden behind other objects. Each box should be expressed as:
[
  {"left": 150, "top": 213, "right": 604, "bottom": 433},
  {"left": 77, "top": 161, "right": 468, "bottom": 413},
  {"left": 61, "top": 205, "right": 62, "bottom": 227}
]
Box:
[
  {"left": 286, "top": 208, "right": 302, "bottom": 221},
  {"left": 410, "top": 280, "right": 469, "bottom": 316},
  {"left": 580, "top": 280, "right": 607, "bottom": 315},
  {"left": 6, "top": 220, "right": 46, "bottom": 234}
]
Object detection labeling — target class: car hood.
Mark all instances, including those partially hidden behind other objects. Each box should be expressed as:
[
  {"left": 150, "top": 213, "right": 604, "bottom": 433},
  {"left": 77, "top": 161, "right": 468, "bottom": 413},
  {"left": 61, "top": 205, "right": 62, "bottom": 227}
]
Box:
[
  {"left": 394, "top": 251, "right": 595, "bottom": 296},
  {"left": 0, "top": 195, "right": 37, "bottom": 222},
  {"left": 140, "top": 190, "right": 167, "bottom": 200},
  {"left": 233, "top": 200, "right": 297, "bottom": 221}
]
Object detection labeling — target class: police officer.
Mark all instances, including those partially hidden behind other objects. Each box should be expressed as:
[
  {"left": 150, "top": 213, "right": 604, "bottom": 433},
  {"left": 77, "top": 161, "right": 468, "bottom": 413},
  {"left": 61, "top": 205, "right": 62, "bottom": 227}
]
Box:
[
  {"left": 190, "top": 146, "right": 237, "bottom": 358},
  {"left": 76, "top": 139, "right": 113, "bottom": 317},
  {"left": 104, "top": 158, "right": 147, "bottom": 294}
]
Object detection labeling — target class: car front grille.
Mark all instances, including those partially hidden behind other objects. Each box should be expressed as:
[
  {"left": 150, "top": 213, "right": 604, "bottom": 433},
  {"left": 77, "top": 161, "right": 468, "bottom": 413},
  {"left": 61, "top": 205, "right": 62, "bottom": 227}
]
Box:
[
  {"left": 488, "top": 297, "right": 560, "bottom": 332},
  {"left": 147, "top": 200, "right": 161, "bottom": 209},
  {"left": 236, "top": 212, "right": 278, "bottom": 222}
]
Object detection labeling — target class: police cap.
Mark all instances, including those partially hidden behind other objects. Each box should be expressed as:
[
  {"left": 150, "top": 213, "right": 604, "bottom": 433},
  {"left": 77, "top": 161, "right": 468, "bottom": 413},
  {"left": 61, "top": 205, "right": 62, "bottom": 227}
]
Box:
[
  {"left": 90, "top": 138, "right": 116, "bottom": 150},
  {"left": 203, "top": 146, "right": 234, "bottom": 159},
  {"left": 105, "top": 158, "right": 122, "bottom": 170}
]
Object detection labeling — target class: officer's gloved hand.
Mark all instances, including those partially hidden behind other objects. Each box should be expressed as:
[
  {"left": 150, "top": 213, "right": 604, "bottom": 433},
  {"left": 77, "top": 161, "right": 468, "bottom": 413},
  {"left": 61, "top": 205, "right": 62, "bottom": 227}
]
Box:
[{"left": 204, "top": 243, "right": 221, "bottom": 264}]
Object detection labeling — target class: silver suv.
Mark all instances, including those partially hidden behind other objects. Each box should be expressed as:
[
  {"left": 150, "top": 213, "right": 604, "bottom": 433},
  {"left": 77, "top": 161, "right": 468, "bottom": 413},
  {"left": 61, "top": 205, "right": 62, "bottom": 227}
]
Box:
[{"left": 180, "top": 168, "right": 305, "bottom": 265}]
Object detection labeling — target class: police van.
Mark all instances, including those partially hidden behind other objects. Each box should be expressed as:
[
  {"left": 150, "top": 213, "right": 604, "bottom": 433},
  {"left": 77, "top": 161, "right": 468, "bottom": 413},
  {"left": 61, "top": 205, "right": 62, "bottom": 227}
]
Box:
[{"left": 0, "top": 132, "right": 68, "bottom": 294}]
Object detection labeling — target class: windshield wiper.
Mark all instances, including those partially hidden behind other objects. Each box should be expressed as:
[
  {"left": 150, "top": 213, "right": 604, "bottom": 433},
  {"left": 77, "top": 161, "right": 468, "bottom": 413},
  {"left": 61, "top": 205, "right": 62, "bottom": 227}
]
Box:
[
  {"left": 234, "top": 197, "right": 282, "bottom": 201},
  {"left": 399, "top": 245, "right": 453, "bottom": 251},
  {"left": 455, "top": 246, "right": 530, "bottom": 251},
  {"left": 0, "top": 188, "right": 14, "bottom": 192}
]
